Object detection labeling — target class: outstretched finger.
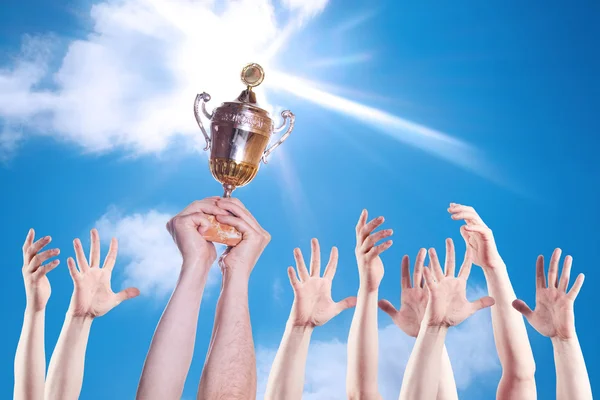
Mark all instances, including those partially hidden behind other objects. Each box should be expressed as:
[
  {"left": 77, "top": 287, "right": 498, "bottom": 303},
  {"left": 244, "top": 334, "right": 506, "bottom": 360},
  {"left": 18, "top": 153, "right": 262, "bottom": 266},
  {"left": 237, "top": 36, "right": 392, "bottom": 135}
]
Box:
[
  {"left": 27, "top": 236, "right": 52, "bottom": 262},
  {"left": 115, "top": 287, "right": 141, "bottom": 304},
  {"left": 558, "top": 255, "right": 573, "bottom": 292},
  {"left": 66, "top": 257, "right": 79, "bottom": 279},
  {"left": 336, "top": 296, "right": 357, "bottom": 313},
  {"left": 309, "top": 238, "right": 321, "bottom": 277},
  {"left": 401, "top": 255, "right": 411, "bottom": 289},
  {"left": 471, "top": 296, "right": 495, "bottom": 312},
  {"left": 536, "top": 255, "right": 546, "bottom": 289},
  {"left": 367, "top": 240, "right": 393, "bottom": 258},
  {"left": 287, "top": 266, "right": 300, "bottom": 289},
  {"left": 29, "top": 248, "right": 60, "bottom": 272},
  {"left": 548, "top": 248, "right": 562, "bottom": 288},
  {"left": 89, "top": 229, "right": 101, "bottom": 268},
  {"left": 359, "top": 216, "right": 385, "bottom": 243},
  {"left": 102, "top": 238, "right": 119, "bottom": 271},
  {"left": 422, "top": 267, "right": 437, "bottom": 290},
  {"left": 294, "top": 248, "right": 310, "bottom": 281},
  {"left": 33, "top": 259, "right": 61, "bottom": 278},
  {"left": 73, "top": 238, "right": 90, "bottom": 272},
  {"left": 323, "top": 247, "right": 339, "bottom": 280},
  {"left": 378, "top": 299, "right": 398, "bottom": 317},
  {"left": 428, "top": 248, "right": 444, "bottom": 281},
  {"left": 444, "top": 238, "right": 456, "bottom": 277},
  {"left": 413, "top": 248, "right": 426, "bottom": 288},
  {"left": 457, "top": 249, "right": 473, "bottom": 279},
  {"left": 361, "top": 228, "right": 393, "bottom": 253},
  {"left": 567, "top": 273, "right": 585, "bottom": 300},
  {"left": 22, "top": 228, "right": 35, "bottom": 253},
  {"left": 512, "top": 299, "right": 534, "bottom": 319},
  {"left": 355, "top": 209, "right": 368, "bottom": 236}
]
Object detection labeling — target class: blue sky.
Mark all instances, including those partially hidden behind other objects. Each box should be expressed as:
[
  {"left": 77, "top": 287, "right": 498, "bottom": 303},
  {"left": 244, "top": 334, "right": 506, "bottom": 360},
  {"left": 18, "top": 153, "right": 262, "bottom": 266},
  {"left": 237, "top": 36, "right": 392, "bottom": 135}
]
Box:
[{"left": 1, "top": 0, "right": 599, "bottom": 399}]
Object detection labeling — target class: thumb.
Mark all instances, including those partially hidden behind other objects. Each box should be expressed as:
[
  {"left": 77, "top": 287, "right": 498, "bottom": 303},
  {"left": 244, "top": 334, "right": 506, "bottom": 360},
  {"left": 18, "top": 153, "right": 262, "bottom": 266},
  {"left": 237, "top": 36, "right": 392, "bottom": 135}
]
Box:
[
  {"left": 378, "top": 299, "right": 398, "bottom": 317},
  {"left": 337, "top": 296, "right": 357, "bottom": 312},
  {"left": 512, "top": 299, "right": 534, "bottom": 319},
  {"left": 115, "top": 287, "right": 141, "bottom": 304},
  {"left": 472, "top": 295, "right": 495, "bottom": 311}
]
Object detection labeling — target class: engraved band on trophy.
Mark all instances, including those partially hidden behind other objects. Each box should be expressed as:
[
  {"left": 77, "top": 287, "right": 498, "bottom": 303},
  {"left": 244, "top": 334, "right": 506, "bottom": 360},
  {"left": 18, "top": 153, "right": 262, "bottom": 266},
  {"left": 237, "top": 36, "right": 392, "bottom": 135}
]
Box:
[{"left": 193, "top": 63, "right": 295, "bottom": 246}]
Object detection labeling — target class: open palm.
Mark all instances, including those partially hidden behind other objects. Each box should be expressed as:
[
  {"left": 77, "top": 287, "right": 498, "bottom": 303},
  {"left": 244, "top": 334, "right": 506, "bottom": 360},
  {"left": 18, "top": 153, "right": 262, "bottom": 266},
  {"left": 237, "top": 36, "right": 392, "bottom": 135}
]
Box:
[
  {"left": 423, "top": 244, "right": 495, "bottom": 327},
  {"left": 513, "top": 250, "right": 584, "bottom": 340},
  {"left": 67, "top": 229, "right": 140, "bottom": 319},
  {"left": 379, "top": 249, "right": 428, "bottom": 337},
  {"left": 287, "top": 239, "right": 356, "bottom": 327}
]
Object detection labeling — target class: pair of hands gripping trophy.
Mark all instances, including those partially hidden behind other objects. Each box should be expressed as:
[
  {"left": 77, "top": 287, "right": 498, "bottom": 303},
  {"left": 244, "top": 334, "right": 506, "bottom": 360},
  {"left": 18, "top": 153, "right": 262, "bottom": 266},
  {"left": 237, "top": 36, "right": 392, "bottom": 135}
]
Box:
[{"left": 15, "top": 229, "right": 139, "bottom": 400}]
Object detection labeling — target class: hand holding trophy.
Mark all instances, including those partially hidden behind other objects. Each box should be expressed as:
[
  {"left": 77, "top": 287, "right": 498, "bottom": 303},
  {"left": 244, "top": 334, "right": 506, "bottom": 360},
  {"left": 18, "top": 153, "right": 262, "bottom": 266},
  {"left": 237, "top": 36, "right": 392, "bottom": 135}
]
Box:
[{"left": 193, "top": 63, "right": 295, "bottom": 245}]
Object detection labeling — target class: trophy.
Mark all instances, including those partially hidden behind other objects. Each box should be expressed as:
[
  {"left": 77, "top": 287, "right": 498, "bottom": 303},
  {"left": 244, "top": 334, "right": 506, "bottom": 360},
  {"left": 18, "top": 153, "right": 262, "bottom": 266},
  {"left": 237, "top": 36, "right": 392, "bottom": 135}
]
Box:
[{"left": 193, "top": 63, "right": 295, "bottom": 246}]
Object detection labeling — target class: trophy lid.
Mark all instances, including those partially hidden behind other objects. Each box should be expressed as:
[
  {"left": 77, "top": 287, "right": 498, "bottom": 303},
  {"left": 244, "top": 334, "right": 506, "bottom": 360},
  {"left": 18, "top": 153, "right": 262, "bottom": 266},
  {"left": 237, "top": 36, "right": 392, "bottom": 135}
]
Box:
[{"left": 234, "top": 63, "right": 265, "bottom": 107}]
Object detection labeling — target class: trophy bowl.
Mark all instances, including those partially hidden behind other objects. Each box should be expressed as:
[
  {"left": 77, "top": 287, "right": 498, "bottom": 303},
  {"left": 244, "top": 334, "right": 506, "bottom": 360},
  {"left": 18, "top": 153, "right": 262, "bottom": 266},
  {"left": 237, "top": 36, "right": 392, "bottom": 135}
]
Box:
[{"left": 193, "top": 63, "right": 295, "bottom": 245}]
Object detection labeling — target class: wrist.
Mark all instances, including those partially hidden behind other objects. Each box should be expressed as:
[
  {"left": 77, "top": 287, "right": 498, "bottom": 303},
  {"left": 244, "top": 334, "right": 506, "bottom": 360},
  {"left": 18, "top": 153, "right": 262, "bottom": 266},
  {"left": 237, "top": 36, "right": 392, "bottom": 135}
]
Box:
[
  {"left": 65, "top": 311, "right": 94, "bottom": 325},
  {"left": 179, "top": 259, "right": 211, "bottom": 285},
  {"left": 420, "top": 320, "right": 449, "bottom": 335},
  {"left": 551, "top": 335, "right": 579, "bottom": 346},
  {"left": 481, "top": 259, "right": 506, "bottom": 272},
  {"left": 24, "top": 307, "right": 45, "bottom": 318},
  {"left": 222, "top": 268, "right": 250, "bottom": 291},
  {"left": 358, "top": 284, "right": 380, "bottom": 295},
  {"left": 286, "top": 321, "right": 315, "bottom": 335}
]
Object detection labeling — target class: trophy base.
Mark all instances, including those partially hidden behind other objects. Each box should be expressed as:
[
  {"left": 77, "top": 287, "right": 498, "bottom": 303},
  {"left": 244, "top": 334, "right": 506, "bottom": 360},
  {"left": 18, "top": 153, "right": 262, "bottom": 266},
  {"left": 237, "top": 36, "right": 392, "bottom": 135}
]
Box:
[{"left": 201, "top": 215, "right": 242, "bottom": 246}]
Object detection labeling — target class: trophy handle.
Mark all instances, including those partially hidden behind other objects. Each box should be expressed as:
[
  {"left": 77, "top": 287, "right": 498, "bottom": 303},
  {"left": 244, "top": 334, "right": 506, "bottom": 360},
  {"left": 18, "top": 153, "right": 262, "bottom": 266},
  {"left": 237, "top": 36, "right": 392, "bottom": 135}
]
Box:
[
  {"left": 194, "top": 92, "right": 213, "bottom": 151},
  {"left": 262, "top": 110, "right": 295, "bottom": 164}
]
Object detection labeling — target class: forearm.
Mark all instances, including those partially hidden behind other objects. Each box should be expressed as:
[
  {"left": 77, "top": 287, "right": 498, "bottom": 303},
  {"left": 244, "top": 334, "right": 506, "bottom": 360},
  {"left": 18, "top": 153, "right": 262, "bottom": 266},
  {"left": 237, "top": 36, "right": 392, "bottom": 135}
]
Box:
[
  {"left": 552, "top": 336, "right": 592, "bottom": 400},
  {"left": 347, "top": 288, "right": 379, "bottom": 399},
  {"left": 484, "top": 265, "right": 536, "bottom": 376},
  {"left": 436, "top": 345, "right": 458, "bottom": 400},
  {"left": 14, "top": 309, "right": 46, "bottom": 400},
  {"left": 400, "top": 325, "right": 448, "bottom": 400},
  {"left": 197, "top": 270, "right": 255, "bottom": 400},
  {"left": 264, "top": 323, "right": 313, "bottom": 400},
  {"left": 137, "top": 264, "right": 208, "bottom": 400},
  {"left": 45, "top": 314, "right": 93, "bottom": 400}
]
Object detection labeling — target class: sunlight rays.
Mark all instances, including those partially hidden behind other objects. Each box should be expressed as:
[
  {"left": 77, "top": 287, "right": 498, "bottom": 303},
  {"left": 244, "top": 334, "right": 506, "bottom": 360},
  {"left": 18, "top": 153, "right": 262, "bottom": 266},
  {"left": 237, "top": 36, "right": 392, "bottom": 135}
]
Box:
[{"left": 267, "top": 71, "right": 491, "bottom": 176}]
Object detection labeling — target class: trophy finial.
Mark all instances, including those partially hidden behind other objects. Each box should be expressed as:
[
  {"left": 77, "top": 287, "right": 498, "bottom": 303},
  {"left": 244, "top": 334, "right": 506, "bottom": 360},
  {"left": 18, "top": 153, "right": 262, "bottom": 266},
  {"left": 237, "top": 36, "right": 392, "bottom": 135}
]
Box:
[{"left": 241, "top": 63, "right": 265, "bottom": 88}]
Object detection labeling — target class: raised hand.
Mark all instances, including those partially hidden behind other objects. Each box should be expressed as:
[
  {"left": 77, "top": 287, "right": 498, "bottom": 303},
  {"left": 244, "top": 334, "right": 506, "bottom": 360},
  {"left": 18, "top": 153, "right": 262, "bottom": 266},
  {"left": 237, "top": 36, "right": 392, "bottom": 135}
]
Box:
[
  {"left": 166, "top": 197, "right": 229, "bottom": 266},
  {"left": 422, "top": 244, "right": 495, "bottom": 327},
  {"left": 448, "top": 203, "right": 503, "bottom": 269},
  {"left": 21, "top": 229, "right": 61, "bottom": 312},
  {"left": 67, "top": 229, "right": 139, "bottom": 319},
  {"left": 378, "top": 248, "right": 427, "bottom": 337},
  {"left": 512, "top": 249, "right": 584, "bottom": 340},
  {"left": 213, "top": 197, "right": 271, "bottom": 275},
  {"left": 287, "top": 238, "right": 357, "bottom": 327},
  {"left": 355, "top": 209, "right": 393, "bottom": 292}
]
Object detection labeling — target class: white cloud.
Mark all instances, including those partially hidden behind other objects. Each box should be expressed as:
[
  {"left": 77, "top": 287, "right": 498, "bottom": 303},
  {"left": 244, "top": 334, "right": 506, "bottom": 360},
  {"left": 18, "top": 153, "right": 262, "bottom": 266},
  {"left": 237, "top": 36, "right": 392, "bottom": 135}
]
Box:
[
  {"left": 0, "top": 0, "right": 328, "bottom": 158},
  {"left": 256, "top": 287, "right": 499, "bottom": 399},
  {"left": 95, "top": 208, "right": 225, "bottom": 297}
]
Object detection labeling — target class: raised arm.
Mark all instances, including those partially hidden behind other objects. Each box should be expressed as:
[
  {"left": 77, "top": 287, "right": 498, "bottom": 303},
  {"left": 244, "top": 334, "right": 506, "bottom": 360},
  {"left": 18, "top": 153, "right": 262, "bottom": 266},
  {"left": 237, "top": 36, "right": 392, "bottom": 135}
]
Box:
[
  {"left": 196, "top": 197, "right": 270, "bottom": 400},
  {"left": 45, "top": 229, "right": 139, "bottom": 400},
  {"left": 347, "top": 210, "right": 393, "bottom": 400},
  {"left": 379, "top": 242, "right": 458, "bottom": 400},
  {"left": 399, "top": 245, "right": 494, "bottom": 400},
  {"left": 14, "top": 230, "right": 60, "bottom": 400},
  {"left": 136, "top": 198, "right": 227, "bottom": 399},
  {"left": 513, "top": 249, "right": 591, "bottom": 400},
  {"left": 265, "top": 239, "right": 356, "bottom": 400},
  {"left": 449, "top": 203, "right": 536, "bottom": 399}
]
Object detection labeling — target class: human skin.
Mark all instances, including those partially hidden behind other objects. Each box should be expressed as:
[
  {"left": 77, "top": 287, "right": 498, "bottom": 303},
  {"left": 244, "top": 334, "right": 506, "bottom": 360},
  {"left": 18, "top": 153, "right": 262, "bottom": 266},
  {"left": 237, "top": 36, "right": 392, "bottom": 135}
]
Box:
[
  {"left": 45, "top": 229, "right": 140, "bottom": 400},
  {"left": 14, "top": 230, "right": 60, "bottom": 400},
  {"left": 512, "top": 249, "right": 591, "bottom": 400},
  {"left": 264, "top": 238, "right": 357, "bottom": 400},
  {"left": 399, "top": 245, "right": 495, "bottom": 400},
  {"left": 379, "top": 242, "right": 460, "bottom": 400},
  {"left": 196, "top": 197, "right": 270, "bottom": 400},
  {"left": 136, "top": 197, "right": 228, "bottom": 400},
  {"left": 448, "top": 203, "right": 537, "bottom": 400},
  {"left": 347, "top": 209, "right": 393, "bottom": 400}
]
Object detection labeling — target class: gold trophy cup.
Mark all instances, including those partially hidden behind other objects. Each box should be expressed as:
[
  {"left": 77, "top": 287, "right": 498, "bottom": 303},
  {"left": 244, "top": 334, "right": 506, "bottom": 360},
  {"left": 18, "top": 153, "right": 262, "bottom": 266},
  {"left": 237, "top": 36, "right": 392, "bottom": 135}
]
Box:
[{"left": 193, "top": 63, "right": 295, "bottom": 245}]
